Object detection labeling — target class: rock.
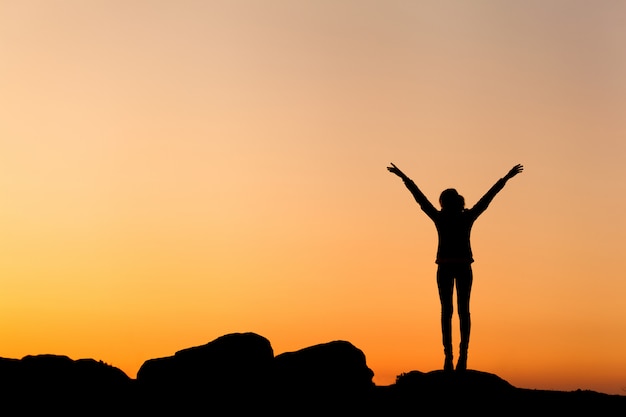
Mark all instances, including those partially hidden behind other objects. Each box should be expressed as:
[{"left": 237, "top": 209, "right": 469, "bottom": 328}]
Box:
[
  {"left": 274, "top": 341, "right": 374, "bottom": 396},
  {"left": 395, "top": 369, "right": 514, "bottom": 394},
  {"left": 0, "top": 354, "right": 132, "bottom": 413},
  {"left": 136, "top": 332, "right": 274, "bottom": 412},
  {"left": 390, "top": 369, "right": 517, "bottom": 414}
]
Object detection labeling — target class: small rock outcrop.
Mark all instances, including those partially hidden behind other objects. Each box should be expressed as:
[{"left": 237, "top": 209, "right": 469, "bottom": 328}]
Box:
[{"left": 395, "top": 369, "right": 514, "bottom": 393}]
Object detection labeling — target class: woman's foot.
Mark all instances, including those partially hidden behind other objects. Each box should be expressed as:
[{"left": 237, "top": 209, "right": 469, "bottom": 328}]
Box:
[{"left": 456, "top": 353, "right": 467, "bottom": 372}]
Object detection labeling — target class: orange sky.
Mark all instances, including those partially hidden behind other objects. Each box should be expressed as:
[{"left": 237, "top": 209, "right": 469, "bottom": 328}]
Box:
[{"left": 1, "top": 0, "right": 625, "bottom": 395}]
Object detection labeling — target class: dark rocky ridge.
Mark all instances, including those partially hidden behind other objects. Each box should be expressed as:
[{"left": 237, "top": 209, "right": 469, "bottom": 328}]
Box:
[{"left": 0, "top": 332, "right": 623, "bottom": 415}]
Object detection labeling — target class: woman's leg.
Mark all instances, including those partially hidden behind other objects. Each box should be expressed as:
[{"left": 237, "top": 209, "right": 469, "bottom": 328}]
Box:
[
  {"left": 455, "top": 264, "right": 473, "bottom": 371},
  {"left": 437, "top": 265, "right": 455, "bottom": 370}
]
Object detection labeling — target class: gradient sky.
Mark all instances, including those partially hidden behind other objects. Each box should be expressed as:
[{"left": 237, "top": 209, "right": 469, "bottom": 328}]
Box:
[{"left": 1, "top": 0, "right": 625, "bottom": 395}]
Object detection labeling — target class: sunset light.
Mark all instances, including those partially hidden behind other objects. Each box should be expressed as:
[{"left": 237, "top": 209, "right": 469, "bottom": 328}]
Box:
[{"left": 1, "top": 0, "right": 625, "bottom": 395}]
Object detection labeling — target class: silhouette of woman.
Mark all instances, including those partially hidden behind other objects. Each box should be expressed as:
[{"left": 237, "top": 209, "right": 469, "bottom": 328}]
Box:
[{"left": 387, "top": 163, "right": 523, "bottom": 371}]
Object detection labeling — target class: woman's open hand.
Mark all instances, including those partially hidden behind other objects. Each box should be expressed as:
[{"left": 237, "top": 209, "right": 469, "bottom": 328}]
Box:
[
  {"left": 387, "top": 163, "right": 407, "bottom": 179},
  {"left": 505, "top": 164, "right": 524, "bottom": 180}
]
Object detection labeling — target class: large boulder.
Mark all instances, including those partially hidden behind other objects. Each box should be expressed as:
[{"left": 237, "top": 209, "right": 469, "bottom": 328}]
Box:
[
  {"left": 272, "top": 340, "right": 374, "bottom": 411},
  {"left": 0, "top": 355, "right": 132, "bottom": 413},
  {"left": 137, "top": 332, "right": 274, "bottom": 411}
]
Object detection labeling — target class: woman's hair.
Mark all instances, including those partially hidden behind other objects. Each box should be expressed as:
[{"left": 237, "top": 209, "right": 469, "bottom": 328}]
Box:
[{"left": 439, "top": 188, "right": 465, "bottom": 211}]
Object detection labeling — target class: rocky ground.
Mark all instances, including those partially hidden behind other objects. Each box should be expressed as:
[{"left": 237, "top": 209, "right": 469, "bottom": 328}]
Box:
[{"left": 1, "top": 332, "right": 624, "bottom": 415}]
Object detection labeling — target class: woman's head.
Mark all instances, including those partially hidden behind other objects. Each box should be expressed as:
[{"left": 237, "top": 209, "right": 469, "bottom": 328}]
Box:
[{"left": 439, "top": 188, "right": 465, "bottom": 211}]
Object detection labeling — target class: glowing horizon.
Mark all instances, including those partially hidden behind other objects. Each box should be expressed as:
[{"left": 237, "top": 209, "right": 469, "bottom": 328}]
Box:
[{"left": 1, "top": 1, "right": 625, "bottom": 395}]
